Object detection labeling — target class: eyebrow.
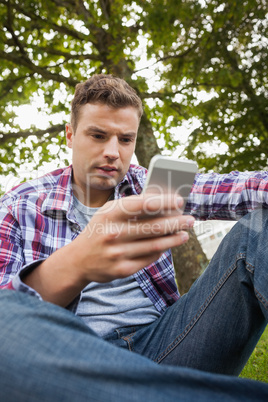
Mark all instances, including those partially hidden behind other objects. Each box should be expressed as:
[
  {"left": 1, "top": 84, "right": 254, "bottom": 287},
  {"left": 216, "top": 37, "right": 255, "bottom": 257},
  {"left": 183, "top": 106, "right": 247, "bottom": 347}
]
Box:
[
  {"left": 85, "top": 126, "right": 107, "bottom": 134},
  {"left": 84, "top": 126, "right": 137, "bottom": 137}
]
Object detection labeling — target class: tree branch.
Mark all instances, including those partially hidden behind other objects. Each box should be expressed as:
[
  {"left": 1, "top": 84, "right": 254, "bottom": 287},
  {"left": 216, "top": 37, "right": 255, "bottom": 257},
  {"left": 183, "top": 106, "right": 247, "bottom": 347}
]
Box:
[
  {"left": 75, "top": 0, "right": 107, "bottom": 39},
  {"left": 99, "top": 0, "right": 111, "bottom": 20},
  {"left": 0, "top": 124, "right": 65, "bottom": 145},
  {"left": 141, "top": 89, "right": 184, "bottom": 100},
  {"left": 29, "top": 45, "right": 101, "bottom": 62},
  {"left": 0, "top": 73, "right": 35, "bottom": 101},
  {"left": 0, "top": 50, "right": 78, "bottom": 86},
  {"left": 133, "top": 40, "right": 201, "bottom": 76},
  {"left": 13, "top": 3, "right": 89, "bottom": 42},
  {"left": 156, "top": 41, "right": 201, "bottom": 63},
  {"left": 6, "top": 0, "right": 28, "bottom": 57}
]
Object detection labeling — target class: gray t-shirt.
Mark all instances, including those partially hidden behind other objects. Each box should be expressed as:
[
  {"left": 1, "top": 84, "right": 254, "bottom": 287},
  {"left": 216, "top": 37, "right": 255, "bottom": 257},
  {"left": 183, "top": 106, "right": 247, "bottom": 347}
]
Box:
[{"left": 73, "top": 196, "right": 161, "bottom": 337}]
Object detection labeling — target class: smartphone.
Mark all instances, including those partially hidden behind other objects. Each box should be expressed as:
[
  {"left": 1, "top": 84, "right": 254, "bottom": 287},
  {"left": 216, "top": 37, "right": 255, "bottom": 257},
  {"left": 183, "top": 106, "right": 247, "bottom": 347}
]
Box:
[{"left": 143, "top": 155, "right": 198, "bottom": 208}]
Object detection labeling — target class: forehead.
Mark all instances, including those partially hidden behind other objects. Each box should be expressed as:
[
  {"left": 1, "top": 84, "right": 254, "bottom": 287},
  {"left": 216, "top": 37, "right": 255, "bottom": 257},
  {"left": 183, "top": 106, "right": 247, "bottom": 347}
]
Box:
[{"left": 76, "top": 103, "right": 140, "bottom": 131}]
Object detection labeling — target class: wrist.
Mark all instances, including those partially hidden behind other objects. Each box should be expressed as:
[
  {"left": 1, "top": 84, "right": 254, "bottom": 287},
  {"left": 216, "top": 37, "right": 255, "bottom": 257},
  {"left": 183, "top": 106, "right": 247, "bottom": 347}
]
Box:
[{"left": 22, "top": 243, "right": 89, "bottom": 307}]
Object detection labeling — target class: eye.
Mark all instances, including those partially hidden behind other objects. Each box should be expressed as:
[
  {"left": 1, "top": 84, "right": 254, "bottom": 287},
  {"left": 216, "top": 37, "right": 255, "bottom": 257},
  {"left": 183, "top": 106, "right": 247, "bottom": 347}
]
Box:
[
  {"left": 120, "top": 137, "right": 133, "bottom": 144},
  {"left": 92, "top": 134, "right": 105, "bottom": 140}
]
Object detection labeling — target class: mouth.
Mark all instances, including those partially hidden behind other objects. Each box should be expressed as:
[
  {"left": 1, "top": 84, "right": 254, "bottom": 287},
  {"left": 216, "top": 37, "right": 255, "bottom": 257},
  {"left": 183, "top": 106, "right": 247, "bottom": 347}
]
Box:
[{"left": 96, "top": 166, "right": 119, "bottom": 176}]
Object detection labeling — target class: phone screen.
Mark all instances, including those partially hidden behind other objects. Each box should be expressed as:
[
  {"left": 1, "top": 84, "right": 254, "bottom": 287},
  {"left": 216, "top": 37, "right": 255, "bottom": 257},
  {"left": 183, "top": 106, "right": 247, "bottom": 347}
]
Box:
[
  {"left": 145, "top": 167, "right": 195, "bottom": 200},
  {"left": 143, "top": 156, "right": 198, "bottom": 208}
]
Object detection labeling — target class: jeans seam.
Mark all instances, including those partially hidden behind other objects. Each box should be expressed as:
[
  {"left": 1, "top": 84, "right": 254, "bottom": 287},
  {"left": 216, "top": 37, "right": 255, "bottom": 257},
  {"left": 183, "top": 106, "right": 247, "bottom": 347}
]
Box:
[
  {"left": 245, "top": 261, "right": 254, "bottom": 274},
  {"left": 255, "top": 288, "right": 268, "bottom": 310},
  {"left": 155, "top": 254, "right": 245, "bottom": 364},
  {"left": 122, "top": 334, "right": 134, "bottom": 351},
  {"left": 117, "top": 328, "right": 136, "bottom": 352},
  {"left": 245, "top": 260, "right": 268, "bottom": 310}
]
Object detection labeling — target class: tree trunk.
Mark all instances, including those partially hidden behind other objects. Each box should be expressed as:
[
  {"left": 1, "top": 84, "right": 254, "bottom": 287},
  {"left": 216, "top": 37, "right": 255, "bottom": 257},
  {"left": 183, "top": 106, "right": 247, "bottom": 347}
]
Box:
[
  {"left": 171, "top": 229, "right": 208, "bottom": 295},
  {"left": 136, "top": 112, "right": 209, "bottom": 294},
  {"left": 136, "top": 113, "right": 161, "bottom": 167}
]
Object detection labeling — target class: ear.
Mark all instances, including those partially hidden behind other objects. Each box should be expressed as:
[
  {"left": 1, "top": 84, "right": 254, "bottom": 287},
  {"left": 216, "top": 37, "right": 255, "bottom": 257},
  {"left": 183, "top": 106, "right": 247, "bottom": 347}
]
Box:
[{"left": 66, "top": 124, "right": 74, "bottom": 149}]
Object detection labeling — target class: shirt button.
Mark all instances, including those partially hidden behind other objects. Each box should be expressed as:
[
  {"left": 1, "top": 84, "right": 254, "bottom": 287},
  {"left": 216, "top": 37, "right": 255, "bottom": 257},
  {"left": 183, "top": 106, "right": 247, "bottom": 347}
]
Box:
[{"left": 70, "top": 223, "right": 80, "bottom": 232}]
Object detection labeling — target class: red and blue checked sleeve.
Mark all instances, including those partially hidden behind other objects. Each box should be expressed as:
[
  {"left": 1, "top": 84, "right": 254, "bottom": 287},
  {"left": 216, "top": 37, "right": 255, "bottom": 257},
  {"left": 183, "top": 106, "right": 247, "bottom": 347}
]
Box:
[
  {"left": 0, "top": 201, "right": 55, "bottom": 298},
  {"left": 185, "top": 170, "right": 268, "bottom": 220},
  {"left": 0, "top": 205, "right": 25, "bottom": 289}
]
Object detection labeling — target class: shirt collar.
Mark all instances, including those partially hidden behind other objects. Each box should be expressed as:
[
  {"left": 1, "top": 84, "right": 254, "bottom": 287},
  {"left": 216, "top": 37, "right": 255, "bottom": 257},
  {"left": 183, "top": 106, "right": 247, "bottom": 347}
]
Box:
[
  {"left": 41, "top": 164, "right": 145, "bottom": 215},
  {"left": 114, "top": 164, "right": 146, "bottom": 199},
  {"left": 41, "top": 165, "right": 74, "bottom": 216}
]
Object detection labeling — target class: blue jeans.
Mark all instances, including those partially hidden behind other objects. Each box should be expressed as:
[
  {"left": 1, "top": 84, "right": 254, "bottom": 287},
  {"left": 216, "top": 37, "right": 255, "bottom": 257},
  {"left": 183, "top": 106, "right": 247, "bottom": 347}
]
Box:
[
  {"left": 0, "top": 210, "right": 267, "bottom": 401},
  {"left": 105, "top": 208, "right": 267, "bottom": 375}
]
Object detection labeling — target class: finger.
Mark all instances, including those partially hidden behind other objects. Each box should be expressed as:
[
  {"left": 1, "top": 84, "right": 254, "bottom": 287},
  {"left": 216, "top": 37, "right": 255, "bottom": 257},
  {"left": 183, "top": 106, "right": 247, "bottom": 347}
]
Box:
[
  {"left": 108, "top": 230, "right": 189, "bottom": 262},
  {"left": 107, "top": 215, "right": 195, "bottom": 241},
  {"left": 98, "top": 193, "right": 184, "bottom": 219},
  {"left": 110, "top": 231, "right": 189, "bottom": 278},
  {"left": 140, "top": 192, "right": 184, "bottom": 216}
]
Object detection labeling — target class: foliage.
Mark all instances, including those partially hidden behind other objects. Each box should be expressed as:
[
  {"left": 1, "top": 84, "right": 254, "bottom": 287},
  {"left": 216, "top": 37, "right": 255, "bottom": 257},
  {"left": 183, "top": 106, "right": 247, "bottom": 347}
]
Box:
[
  {"left": 240, "top": 325, "right": 268, "bottom": 383},
  {"left": 0, "top": 0, "right": 142, "bottom": 174},
  {"left": 141, "top": 0, "right": 268, "bottom": 172},
  {"left": 0, "top": 0, "right": 267, "bottom": 176}
]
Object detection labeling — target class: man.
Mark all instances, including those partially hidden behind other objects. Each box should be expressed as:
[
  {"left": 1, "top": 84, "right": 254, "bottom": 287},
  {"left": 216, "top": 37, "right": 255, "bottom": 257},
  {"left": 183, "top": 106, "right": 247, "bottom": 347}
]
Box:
[{"left": 0, "top": 74, "right": 267, "bottom": 401}]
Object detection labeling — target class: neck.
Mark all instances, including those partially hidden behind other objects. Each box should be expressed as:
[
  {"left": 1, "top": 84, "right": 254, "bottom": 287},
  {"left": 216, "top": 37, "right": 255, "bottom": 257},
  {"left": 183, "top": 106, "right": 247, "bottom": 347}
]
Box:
[{"left": 72, "top": 186, "right": 114, "bottom": 207}]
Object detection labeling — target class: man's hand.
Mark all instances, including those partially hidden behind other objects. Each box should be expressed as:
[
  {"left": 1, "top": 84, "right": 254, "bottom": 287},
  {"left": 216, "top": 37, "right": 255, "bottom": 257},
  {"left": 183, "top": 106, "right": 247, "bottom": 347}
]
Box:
[
  {"left": 69, "top": 193, "right": 195, "bottom": 283},
  {"left": 23, "top": 193, "right": 195, "bottom": 306}
]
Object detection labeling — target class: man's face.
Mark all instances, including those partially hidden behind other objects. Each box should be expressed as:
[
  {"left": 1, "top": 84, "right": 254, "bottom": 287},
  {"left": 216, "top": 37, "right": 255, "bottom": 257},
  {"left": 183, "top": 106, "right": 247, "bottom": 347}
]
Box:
[{"left": 66, "top": 103, "right": 139, "bottom": 206}]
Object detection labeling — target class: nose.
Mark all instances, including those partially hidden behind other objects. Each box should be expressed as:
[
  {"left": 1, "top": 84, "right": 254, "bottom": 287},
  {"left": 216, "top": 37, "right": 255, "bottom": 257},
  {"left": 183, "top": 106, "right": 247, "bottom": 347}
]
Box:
[{"left": 104, "top": 136, "right": 119, "bottom": 160}]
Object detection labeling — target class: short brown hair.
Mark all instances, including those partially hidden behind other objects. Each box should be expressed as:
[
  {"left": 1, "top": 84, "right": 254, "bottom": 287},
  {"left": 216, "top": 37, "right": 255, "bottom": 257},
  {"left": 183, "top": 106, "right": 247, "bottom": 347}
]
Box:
[{"left": 71, "top": 74, "right": 143, "bottom": 131}]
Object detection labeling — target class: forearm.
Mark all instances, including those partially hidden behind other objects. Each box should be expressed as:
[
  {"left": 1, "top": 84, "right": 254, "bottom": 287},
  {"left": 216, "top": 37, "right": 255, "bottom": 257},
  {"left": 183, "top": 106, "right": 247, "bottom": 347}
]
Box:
[{"left": 22, "top": 242, "right": 89, "bottom": 307}]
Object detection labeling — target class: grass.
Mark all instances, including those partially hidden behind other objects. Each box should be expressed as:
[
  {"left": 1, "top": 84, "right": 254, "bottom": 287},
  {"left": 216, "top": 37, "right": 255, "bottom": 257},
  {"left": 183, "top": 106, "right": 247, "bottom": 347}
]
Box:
[{"left": 240, "top": 325, "right": 268, "bottom": 383}]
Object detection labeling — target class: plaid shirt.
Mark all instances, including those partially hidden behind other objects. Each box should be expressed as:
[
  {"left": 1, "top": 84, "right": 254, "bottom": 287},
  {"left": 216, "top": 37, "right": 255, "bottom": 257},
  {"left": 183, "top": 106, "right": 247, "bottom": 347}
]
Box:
[{"left": 1, "top": 165, "right": 268, "bottom": 313}]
